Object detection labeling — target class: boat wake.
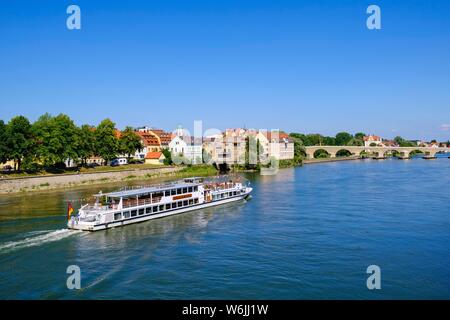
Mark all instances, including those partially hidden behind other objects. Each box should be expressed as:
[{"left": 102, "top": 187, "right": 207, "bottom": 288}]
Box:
[{"left": 0, "top": 229, "right": 81, "bottom": 254}]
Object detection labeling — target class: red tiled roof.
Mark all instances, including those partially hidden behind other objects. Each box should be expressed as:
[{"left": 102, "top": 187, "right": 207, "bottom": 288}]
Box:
[
  {"left": 145, "top": 151, "right": 163, "bottom": 159},
  {"left": 262, "top": 131, "right": 291, "bottom": 142},
  {"left": 150, "top": 129, "right": 171, "bottom": 145},
  {"left": 363, "top": 135, "right": 381, "bottom": 141},
  {"left": 137, "top": 131, "right": 160, "bottom": 146}
]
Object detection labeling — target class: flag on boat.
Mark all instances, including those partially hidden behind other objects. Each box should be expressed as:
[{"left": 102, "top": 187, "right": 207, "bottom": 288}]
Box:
[{"left": 67, "top": 202, "right": 74, "bottom": 220}]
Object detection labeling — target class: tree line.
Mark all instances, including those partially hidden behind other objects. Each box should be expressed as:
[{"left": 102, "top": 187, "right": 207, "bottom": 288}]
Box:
[
  {"left": 0, "top": 114, "right": 143, "bottom": 171},
  {"left": 288, "top": 132, "right": 447, "bottom": 148}
]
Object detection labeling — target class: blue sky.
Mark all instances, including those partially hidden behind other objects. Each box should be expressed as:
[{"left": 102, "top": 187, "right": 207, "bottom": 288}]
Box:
[{"left": 0, "top": 0, "right": 449, "bottom": 141}]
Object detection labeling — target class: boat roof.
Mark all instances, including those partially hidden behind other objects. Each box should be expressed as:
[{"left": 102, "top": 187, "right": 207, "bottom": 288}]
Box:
[{"left": 95, "top": 180, "right": 202, "bottom": 198}]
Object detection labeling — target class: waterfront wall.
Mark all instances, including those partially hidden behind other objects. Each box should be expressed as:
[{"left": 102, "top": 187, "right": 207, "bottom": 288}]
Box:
[{"left": 0, "top": 166, "right": 183, "bottom": 194}]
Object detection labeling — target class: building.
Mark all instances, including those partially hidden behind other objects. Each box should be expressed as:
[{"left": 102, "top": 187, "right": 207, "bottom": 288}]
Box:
[
  {"left": 150, "top": 129, "right": 172, "bottom": 147},
  {"left": 145, "top": 151, "right": 165, "bottom": 165},
  {"left": 169, "top": 135, "right": 203, "bottom": 164},
  {"left": 363, "top": 135, "right": 382, "bottom": 147},
  {"left": 135, "top": 130, "right": 163, "bottom": 160},
  {"left": 203, "top": 130, "right": 247, "bottom": 165},
  {"left": 381, "top": 140, "right": 399, "bottom": 148},
  {"left": 256, "top": 131, "right": 294, "bottom": 160}
]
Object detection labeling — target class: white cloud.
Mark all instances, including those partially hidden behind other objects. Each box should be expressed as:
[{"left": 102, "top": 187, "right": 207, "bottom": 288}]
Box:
[{"left": 440, "top": 124, "right": 450, "bottom": 131}]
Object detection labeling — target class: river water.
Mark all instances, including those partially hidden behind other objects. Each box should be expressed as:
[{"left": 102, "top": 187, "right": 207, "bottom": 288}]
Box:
[{"left": 1, "top": 156, "right": 449, "bottom": 299}]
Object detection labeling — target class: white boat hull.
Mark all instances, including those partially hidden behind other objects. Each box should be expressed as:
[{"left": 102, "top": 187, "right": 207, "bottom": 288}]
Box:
[{"left": 68, "top": 191, "right": 251, "bottom": 232}]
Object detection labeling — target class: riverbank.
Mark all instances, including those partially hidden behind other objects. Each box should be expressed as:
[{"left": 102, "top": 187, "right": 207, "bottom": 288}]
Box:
[{"left": 0, "top": 165, "right": 218, "bottom": 195}]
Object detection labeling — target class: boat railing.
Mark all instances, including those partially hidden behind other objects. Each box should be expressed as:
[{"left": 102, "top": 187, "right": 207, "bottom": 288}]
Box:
[
  {"left": 122, "top": 196, "right": 162, "bottom": 209},
  {"left": 204, "top": 183, "right": 241, "bottom": 192},
  {"left": 83, "top": 205, "right": 110, "bottom": 212}
]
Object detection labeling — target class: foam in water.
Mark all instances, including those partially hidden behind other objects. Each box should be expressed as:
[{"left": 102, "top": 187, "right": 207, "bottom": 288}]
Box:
[{"left": 0, "top": 229, "right": 80, "bottom": 253}]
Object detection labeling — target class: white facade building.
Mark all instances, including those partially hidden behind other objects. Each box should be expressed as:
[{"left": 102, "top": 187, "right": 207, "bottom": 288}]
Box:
[{"left": 169, "top": 135, "right": 203, "bottom": 164}]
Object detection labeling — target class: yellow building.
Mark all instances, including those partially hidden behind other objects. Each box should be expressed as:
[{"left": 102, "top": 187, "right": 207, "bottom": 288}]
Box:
[{"left": 145, "top": 152, "right": 165, "bottom": 165}]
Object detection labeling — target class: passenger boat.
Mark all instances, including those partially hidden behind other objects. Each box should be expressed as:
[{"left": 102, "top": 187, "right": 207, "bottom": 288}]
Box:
[{"left": 67, "top": 177, "right": 252, "bottom": 231}]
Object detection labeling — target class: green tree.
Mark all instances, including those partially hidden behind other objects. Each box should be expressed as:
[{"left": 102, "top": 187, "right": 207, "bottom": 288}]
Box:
[
  {"left": 335, "top": 132, "right": 353, "bottom": 146},
  {"left": 77, "top": 125, "right": 96, "bottom": 165},
  {"left": 5, "top": 116, "right": 34, "bottom": 171},
  {"left": 95, "top": 119, "right": 119, "bottom": 165},
  {"left": 293, "top": 139, "right": 305, "bottom": 163},
  {"left": 354, "top": 132, "right": 366, "bottom": 140},
  {"left": 32, "top": 113, "right": 79, "bottom": 166},
  {"left": 323, "top": 136, "right": 336, "bottom": 146},
  {"left": 162, "top": 148, "right": 172, "bottom": 165},
  {"left": 305, "top": 134, "right": 324, "bottom": 146},
  {"left": 0, "top": 120, "right": 8, "bottom": 164},
  {"left": 348, "top": 137, "right": 363, "bottom": 146},
  {"left": 120, "top": 127, "right": 143, "bottom": 160},
  {"left": 394, "top": 136, "right": 415, "bottom": 147}
]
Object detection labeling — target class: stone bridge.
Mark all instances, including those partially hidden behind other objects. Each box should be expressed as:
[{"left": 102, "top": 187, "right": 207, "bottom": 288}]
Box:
[{"left": 304, "top": 146, "right": 449, "bottom": 159}]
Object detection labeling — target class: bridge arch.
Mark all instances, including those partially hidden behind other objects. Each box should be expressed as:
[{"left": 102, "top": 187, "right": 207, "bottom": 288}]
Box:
[
  {"left": 335, "top": 149, "right": 353, "bottom": 157},
  {"left": 313, "top": 149, "right": 331, "bottom": 159}
]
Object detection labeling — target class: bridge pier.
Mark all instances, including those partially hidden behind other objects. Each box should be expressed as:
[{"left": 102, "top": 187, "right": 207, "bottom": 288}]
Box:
[
  {"left": 423, "top": 150, "right": 437, "bottom": 159},
  {"left": 398, "top": 151, "right": 410, "bottom": 160}
]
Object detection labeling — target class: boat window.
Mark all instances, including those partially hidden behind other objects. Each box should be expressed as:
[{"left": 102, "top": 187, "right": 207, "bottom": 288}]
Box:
[
  {"left": 189, "top": 199, "right": 193, "bottom": 205},
  {"left": 159, "top": 205, "right": 164, "bottom": 211},
  {"left": 233, "top": 191, "right": 237, "bottom": 196},
  {"left": 153, "top": 206, "right": 158, "bottom": 213},
  {"left": 193, "top": 186, "right": 198, "bottom": 192},
  {"left": 171, "top": 189, "right": 176, "bottom": 196},
  {"left": 125, "top": 211, "right": 132, "bottom": 218},
  {"left": 146, "top": 207, "right": 151, "bottom": 214},
  {"left": 166, "top": 204, "right": 171, "bottom": 210},
  {"left": 138, "top": 209, "right": 144, "bottom": 216},
  {"left": 153, "top": 192, "right": 164, "bottom": 198},
  {"left": 188, "top": 187, "right": 193, "bottom": 193},
  {"left": 183, "top": 200, "right": 188, "bottom": 206},
  {"left": 183, "top": 187, "right": 187, "bottom": 193},
  {"left": 114, "top": 213, "right": 122, "bottom": 220},
  {"left": 229, "top": 192, "right": 232, "bottom": 197},
  {"left": 165, "top": 191, "right": 170, "bottom": 197},
  {"left": 177, "top": 188, "right": 182, "bottom": 195},
  {"left": 178, "top": 201, "right": 183, "bottom": 207},
  {"left": 194, "top": 198, "right": 199, "bottom": 204}
]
